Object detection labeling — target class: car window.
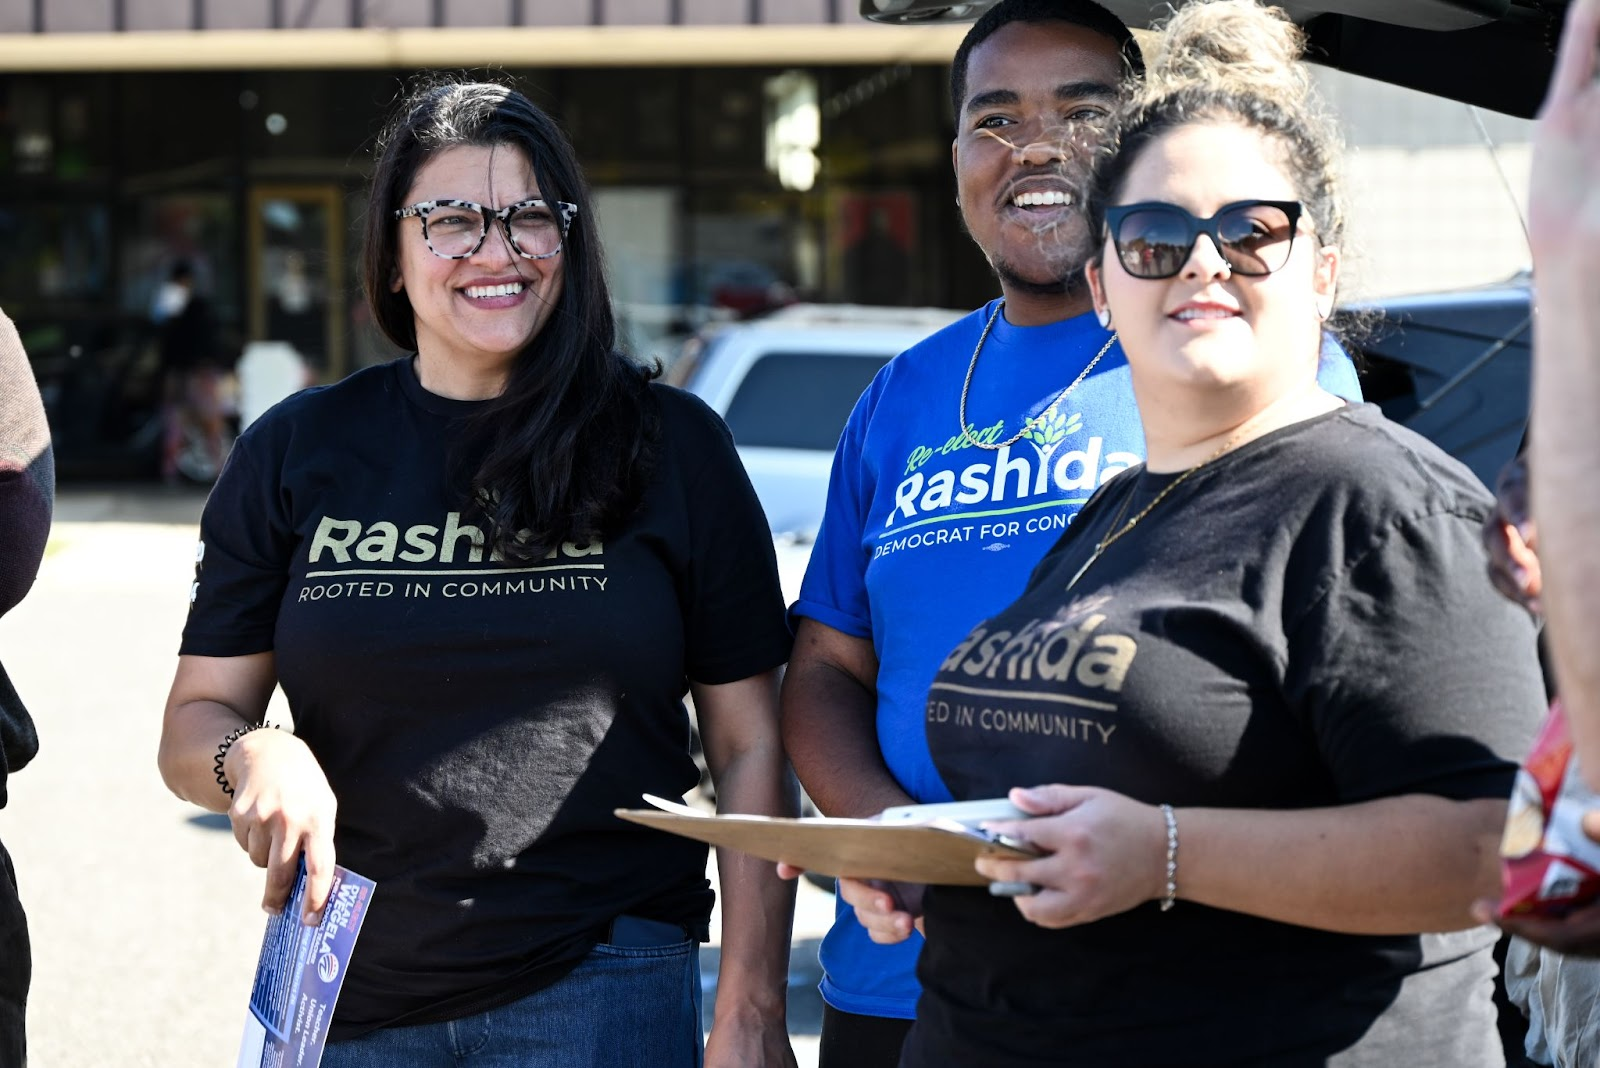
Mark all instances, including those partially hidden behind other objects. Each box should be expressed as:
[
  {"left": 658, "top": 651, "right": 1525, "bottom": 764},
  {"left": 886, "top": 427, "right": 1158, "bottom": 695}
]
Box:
[{"left": 722, "top": 351, "right": 890, "bottom": 451}]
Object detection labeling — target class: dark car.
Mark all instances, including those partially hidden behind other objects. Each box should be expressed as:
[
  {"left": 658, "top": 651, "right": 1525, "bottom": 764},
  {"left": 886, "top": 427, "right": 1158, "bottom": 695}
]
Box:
[{"left": 1354, "top": 273, "right": 1532, "bottom": 487}]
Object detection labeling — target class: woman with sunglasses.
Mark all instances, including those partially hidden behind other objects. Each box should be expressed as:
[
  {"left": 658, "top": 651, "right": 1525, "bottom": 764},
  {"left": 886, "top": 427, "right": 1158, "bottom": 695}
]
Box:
[
  {"left": 157, "top": 79, "right": 798, "bottom": 1068},
  {"left": 842, "top": 3, "right": 1545, "bottom": 1065}
]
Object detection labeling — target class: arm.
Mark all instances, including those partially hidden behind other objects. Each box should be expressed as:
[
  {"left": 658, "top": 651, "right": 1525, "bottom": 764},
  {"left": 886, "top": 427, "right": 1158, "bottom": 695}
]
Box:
[
  {"left": 0, "top": 308, "right": 52, "bottom": 613},
  {"left": 977, "top": 786, "right": 1503, "bottom": 934},
  {"left": 159, "top": 652, "right": 338, "bottom": 923},
  {"left": 694, "top": 669, "right": 799, "bottom": 1068},
  {"left": 779, "top": 618, "right": 911, "bottom": 819},
  {"left": 1528, "top": 0, "right": 1600, "bottom": 788},
  {"left": 1482, "top": 453, "right": 1542, "bottom": 614}
]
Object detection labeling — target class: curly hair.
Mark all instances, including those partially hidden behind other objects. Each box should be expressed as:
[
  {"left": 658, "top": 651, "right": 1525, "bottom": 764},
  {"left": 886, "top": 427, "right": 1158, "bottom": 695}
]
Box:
[{"left": 1084, "top": 0, "right": 1347, "bottom": 258}]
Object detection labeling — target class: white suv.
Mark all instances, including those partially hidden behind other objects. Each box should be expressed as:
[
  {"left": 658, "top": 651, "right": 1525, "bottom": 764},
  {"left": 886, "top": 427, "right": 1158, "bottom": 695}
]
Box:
[{"left": 678, "top": 303, "right": 964, "bottom": 599}]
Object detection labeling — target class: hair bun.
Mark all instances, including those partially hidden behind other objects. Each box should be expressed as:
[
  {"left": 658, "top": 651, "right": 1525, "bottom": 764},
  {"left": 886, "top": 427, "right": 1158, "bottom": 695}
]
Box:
[{"left": 1142, "top": 0, "right": 1309, "bottom": 103}]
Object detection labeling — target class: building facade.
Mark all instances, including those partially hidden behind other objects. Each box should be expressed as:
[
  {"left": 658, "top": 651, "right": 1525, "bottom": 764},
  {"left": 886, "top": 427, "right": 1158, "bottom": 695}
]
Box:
[
  {"left": 1, "top": 1, "right": 986, "bottom": 475},
  {"left": 1, "top": 0, "right": 1534, "bottom": 477}
]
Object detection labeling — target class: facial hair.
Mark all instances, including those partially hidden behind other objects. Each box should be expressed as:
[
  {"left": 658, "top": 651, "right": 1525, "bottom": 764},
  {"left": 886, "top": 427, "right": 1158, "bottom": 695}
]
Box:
[{"left": 995, "top": 258, "right": 1089, "bottom": 300}]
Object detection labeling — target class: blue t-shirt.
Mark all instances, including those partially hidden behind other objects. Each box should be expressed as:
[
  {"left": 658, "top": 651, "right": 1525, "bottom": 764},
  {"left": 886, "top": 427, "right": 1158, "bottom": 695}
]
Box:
[{"left": 792, "top": 300, "right": 1362, "bottom": 1019}]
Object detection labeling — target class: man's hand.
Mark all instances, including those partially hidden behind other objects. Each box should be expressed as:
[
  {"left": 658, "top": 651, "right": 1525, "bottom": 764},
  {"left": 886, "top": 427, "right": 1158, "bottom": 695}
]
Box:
[
  {"left": 1483, "top": 453, "right": 1542, "bottom": 613},
  {"left": 837, "top": 876, "right": 925, "bottom": 944}
]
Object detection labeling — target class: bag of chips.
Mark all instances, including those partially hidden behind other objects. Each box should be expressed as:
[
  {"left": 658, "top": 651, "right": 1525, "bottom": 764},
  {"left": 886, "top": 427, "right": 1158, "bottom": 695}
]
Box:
[{"left": 1500, "top": 698, "right": 1600, "bottom": 918}]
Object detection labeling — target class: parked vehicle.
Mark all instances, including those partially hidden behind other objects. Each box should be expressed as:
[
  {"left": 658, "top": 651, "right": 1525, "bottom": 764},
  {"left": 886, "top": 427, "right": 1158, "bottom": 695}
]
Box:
[
  {"left": 686, "top": 283, "right": 1533, "bottom": 572},
  {"left": 679, "top": 302, "right": 965, "bottom": 600},
  {"left": 1352, "top": 272, "right": 1531, "bottom": 489}
]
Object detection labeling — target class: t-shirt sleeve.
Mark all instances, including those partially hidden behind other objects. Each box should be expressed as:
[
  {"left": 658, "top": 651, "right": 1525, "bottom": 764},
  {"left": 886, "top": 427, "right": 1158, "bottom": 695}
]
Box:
[
  {"left": 0, "top": 309, "right": 52, "bottom": 618},
  {"left": 1316, "top": 333, "right": 1363, "bottom": 404},
  {"left": 180, "top": 429, "right": 296, "bottom": 657},
  {"left": 679, "top": 401, "right": 793, "bottom": 685},
  {"left": 789, "top": 385, "right": 874, "bottom": 639},
  {"left": 1285, "top": 507, "right": 1544, "bottom": 802}
]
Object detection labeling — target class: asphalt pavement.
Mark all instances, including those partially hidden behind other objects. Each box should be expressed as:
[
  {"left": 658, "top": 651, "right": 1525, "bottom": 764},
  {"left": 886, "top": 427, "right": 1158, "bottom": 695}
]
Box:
[{"left": 0, "top": 485, "right": 834, "bottom": 1067}]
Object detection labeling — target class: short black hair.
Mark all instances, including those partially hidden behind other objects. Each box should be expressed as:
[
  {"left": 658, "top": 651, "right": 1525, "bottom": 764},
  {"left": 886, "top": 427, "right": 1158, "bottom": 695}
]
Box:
[{"left": 950, "top": 0, "right": 1145, "bottom": 118}]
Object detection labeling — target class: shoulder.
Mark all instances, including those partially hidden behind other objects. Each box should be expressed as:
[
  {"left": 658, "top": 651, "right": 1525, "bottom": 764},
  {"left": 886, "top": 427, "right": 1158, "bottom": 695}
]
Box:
[
  {"left": 881, "top": 304, "right": 993, "bottom": 377},
  {"left": 1293, "top": 404, "right": 1494, "bottom": 522},
  {"left": 231, "top": 360, "right": 404, "bottom": 462},
  {"left": 842, "top": 304, "right": 994, "bottom": 428},
  {"left": 650, "top": 380, "right": 730, "bottom": 440},
  {"left": 1250, "top": 405, "right": 1497, "bottom": 601},
  {"left": 250, "top": 361, "right": 399, "bottom": 427}
]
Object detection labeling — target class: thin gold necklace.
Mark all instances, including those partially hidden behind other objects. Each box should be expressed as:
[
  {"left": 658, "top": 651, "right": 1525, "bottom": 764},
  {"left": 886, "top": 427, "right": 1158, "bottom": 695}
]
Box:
[
  {"left": 1063, "top": 431, "right": 1246, "bottom": 592},
  {"left": 958, "top": 299, "right": 1117, "bottom": 451}
]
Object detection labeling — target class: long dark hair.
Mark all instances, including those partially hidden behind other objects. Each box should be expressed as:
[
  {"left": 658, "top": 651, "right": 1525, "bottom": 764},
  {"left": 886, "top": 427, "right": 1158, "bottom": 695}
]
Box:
[{"left": 362, "top": 77, "right": 659, "bottom": 561}]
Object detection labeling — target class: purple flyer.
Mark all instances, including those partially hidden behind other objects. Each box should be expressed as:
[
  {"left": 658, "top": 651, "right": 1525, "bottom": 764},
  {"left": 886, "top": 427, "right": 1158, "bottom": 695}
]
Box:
[{"left": 236, "top": 861, "right": 376, "bottom": 1068}]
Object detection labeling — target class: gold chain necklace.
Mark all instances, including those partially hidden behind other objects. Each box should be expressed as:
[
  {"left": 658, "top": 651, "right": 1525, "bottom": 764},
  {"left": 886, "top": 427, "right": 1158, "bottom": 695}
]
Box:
[
  {"left": 958, "top": 299, "right": 1117, "bottom": 451},
  {"left": 1063, "top": 431, "right": 1247, "bottom": 592}
]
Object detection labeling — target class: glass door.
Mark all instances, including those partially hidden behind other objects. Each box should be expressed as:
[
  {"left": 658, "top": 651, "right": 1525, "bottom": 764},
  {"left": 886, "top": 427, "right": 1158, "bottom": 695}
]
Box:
[{"left": 247, "top": 184, "right": 345, "bottom": 379}]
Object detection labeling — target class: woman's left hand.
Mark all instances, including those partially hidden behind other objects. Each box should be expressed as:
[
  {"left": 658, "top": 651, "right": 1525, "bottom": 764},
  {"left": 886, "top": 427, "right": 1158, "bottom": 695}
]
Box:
[
  {"left": 704, "top": 1010, "right": 798, "bottom": 1068},
  {"left": 975, "top": 784, "right": 1167, "bottom": 929}
]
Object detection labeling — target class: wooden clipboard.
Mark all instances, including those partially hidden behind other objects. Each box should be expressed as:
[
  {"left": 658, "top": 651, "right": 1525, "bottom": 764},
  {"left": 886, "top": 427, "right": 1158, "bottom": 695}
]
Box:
[{"left": 615, "top": 795, "right": 1038, "bottom": 886}]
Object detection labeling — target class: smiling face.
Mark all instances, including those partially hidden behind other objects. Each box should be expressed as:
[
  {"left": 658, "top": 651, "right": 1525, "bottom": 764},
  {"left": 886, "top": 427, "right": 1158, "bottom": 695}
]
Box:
[
  {"left": 952, "top": 19, "right": 1125, "bottom": 324},
  {"left": 392, "top": 143, "right": 565, "bottom": 385},
  {"left": 1086, "top": 121, "right": 1339, "bottom": 407}
]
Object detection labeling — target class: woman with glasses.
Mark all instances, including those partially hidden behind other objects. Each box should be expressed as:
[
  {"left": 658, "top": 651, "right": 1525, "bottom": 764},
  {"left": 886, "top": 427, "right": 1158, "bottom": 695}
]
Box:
[
  {"left": 842, "top": 3, "right": 1545, "bottom": 1065},
  {"left": 157, "top": 79, "right": 798, "bottom": 1068}
]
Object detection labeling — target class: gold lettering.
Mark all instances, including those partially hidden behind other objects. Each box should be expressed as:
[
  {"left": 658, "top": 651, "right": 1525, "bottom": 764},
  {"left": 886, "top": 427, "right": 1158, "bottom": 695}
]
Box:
[
  {"left": 962, "top": 630, "right": 1011, "bottom": 676},
  {"left": 400, "top": 524, "right": 438, "bottom": 562},
  {"left": 1075, "top": 634, "right": 1137, "bottom": 691},
  {"left": 308, "top": 517, "right": 361, "bottom": 563},
  {"left": 941, "top": 627, "right": 987, "bottom": 673},
  {"left": 440, "top": 512, "right": 485, "bottom": 564},
  {"left": 356, "top": 522, "right": 399, "bottom": 562}
]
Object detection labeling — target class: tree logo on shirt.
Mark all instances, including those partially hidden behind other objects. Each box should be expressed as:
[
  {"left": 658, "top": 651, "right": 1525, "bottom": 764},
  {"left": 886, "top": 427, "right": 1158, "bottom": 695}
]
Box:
[
  {"left": 1018, "top": 406, "right": 1085, "bottom": 468},
  {"left": 884, "top": 410, "right": 1138, "bottom": 535}
]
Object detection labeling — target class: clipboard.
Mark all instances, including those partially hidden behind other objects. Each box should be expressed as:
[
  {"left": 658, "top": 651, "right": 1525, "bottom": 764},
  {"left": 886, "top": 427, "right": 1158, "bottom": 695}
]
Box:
[{"left": 615, "top": 794, "right": 1039, "bottom": 886}]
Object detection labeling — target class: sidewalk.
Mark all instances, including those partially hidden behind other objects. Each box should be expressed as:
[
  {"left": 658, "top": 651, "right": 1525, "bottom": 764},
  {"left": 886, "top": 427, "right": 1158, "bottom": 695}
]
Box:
[{"left": 54, "top": 482, "right": 210, "bottom": 526}]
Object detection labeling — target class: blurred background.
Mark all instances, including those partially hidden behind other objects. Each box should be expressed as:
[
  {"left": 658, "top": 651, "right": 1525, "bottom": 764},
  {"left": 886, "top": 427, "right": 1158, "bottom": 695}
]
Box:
[{"left": 0, "top": 0, "right": 1533, "bottom": 483}]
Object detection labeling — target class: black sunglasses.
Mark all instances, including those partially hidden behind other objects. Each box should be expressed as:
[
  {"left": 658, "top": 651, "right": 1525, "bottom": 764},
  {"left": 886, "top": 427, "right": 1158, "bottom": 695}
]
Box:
[{"left": 1104, "top": 199, "right": 1306, "bottom": 280}]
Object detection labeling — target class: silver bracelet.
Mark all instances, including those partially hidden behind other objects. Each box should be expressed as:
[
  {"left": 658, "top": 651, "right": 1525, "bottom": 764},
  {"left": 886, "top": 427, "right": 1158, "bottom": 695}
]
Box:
[{"left": 1159, "top": 804, "right": 1178, "bottom": 912}]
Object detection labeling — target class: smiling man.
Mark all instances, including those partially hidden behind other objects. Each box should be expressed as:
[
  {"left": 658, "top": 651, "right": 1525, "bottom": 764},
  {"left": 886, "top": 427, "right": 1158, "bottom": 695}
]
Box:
[{"left": 779, "top": 3, "right": 1359, "bottom": 1065}]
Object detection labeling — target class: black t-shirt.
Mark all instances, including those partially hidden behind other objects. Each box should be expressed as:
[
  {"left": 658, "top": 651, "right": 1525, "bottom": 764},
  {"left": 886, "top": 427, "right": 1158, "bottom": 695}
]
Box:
[
  {"left": 181, "top": 359, "right": 791, "bottom": 1038},
  {"left": 910, "top": 404, "right": 1543, "bottom": 1068}
]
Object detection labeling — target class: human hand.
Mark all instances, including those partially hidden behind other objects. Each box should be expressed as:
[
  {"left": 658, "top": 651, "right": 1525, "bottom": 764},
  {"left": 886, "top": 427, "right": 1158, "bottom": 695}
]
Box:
[
  {"left": 1476, "top": 809, "right": 1600, "bottom": 955},
  {"left": 1529, "top": 0, "right": 1600, "bottom": 267},
  {"left": 224, "top": 728, "right": 339, "bottom": 924},
  {"left": 1483, "top": 454, "right": 1541, "bottom": 612},
  {"left": 837, "top": 876, "right": 925, "bottom": 944},
  {"left": 974, "top": 785, "right": 1166, "bottom": 929}
]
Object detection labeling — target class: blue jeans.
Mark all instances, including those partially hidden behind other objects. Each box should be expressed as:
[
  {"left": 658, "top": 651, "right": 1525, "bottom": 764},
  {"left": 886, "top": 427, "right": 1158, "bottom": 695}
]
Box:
[{"left": 321, "top": 926, "right": 703, "bottom": 1068}]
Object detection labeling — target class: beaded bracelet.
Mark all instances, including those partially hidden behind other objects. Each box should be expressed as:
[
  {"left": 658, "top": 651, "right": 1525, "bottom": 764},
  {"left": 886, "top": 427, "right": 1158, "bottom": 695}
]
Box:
[
  {"left": 1159, "top": 803, "right": 1179, "bottom": 912},
  {"left": 214, "top": 721, "right": 277, "bottom": 797}
]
